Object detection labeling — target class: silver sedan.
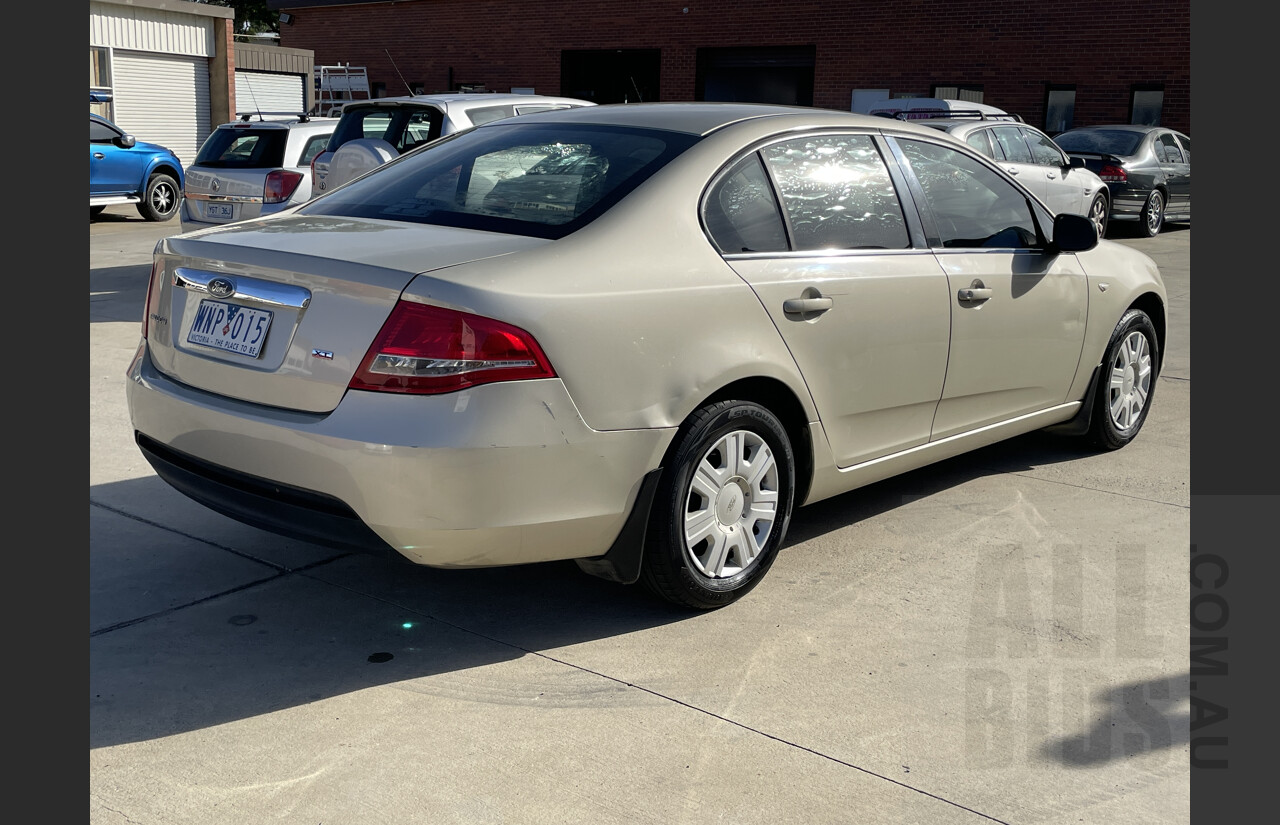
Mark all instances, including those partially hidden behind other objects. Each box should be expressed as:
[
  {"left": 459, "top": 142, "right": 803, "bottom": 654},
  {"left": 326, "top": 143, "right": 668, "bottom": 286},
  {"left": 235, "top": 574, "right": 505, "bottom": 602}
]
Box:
[{"left": 127, "top": 103, "right": 1167, "bottom": 609}]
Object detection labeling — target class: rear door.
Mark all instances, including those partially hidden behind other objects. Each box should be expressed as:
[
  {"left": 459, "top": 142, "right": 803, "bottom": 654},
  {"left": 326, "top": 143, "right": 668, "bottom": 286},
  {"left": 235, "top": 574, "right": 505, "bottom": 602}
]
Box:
[
  {"left": 889, "top": 137, "right": 1088, "bottom": 439},
  {"left": 710, "top": 132, "right": 952, "bottom": 468},
  {"left": 183, "top": 124, "right": 289, "bottom": 223},
  {"left": 989, "top": 125, "right": 1047, "bottom": 204}
]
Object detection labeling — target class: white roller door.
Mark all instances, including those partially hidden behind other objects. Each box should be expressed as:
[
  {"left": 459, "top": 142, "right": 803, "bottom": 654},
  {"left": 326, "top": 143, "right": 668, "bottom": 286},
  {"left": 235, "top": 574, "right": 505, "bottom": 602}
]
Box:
[
  {"left": 113, "top": 50, "right": 210, "bottom": 167},
  {"left": 236, "top": 72, "right": 305, "bottom": 118}
]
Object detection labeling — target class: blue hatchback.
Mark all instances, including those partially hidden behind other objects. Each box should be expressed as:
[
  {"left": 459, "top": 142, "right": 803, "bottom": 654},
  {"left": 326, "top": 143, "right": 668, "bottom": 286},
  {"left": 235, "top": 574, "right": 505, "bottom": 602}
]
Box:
[{"left": 90, "top": 112, "right": 185, "bottom": 221}]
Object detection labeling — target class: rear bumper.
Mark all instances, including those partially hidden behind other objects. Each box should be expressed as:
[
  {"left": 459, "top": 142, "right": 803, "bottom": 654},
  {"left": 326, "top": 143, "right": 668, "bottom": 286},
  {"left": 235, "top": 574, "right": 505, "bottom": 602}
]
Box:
[{"left": 126, "top": 343, "right": 673, "bottom": 568}]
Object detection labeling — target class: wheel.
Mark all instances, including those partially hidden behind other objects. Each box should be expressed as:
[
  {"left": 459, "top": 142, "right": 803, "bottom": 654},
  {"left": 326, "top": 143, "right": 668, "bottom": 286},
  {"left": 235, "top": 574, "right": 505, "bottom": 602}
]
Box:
[
  {"left": 1087, "top": 309, "right": 1159, "bottom": 451},
  {"left": 1087, "top": 193, "right": 1109, "bottom": 239},
  {"left": 138, "top": 172, "right": 180, "bottom": 221},
  {"left": 90, "top": 205, "right": 105, "bottom": 219},
  {"left": 1139, "top": 189, "right": 1164, "bottom": 237},
  {"left": 640, "top": 400, "right": 795, "bottom": 609}
]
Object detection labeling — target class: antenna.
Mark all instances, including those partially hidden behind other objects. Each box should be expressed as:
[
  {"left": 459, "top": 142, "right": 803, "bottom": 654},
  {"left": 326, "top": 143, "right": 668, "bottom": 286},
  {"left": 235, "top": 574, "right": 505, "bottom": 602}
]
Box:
[
  {"left": 242, "top": 73, "right": 263, "bottom": 120},
  {"left": 385, "top": 49, "right": 415, "bottom": 96}
]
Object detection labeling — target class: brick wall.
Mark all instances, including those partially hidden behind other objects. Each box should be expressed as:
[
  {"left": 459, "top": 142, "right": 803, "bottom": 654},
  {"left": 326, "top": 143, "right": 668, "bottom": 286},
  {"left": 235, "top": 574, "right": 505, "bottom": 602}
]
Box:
[{"left": 276, "top": 0, "right": 1190, "bottom": 133}]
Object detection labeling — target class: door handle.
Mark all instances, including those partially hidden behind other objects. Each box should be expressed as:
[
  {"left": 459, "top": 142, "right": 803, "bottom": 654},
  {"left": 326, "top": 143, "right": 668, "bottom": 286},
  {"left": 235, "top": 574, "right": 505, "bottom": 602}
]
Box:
[
  {"left": 783, "top": 297, "right": 834, "bottom": 314},
  {"left": 957, "top": 279, "right": 992, "bottom": 303},
  {"left": 1005, "top": 167, "right": 1019, "bottom": 175},
  {"left": 93, "top": 152, "right": 104, "bottom": 159},
  {"left": 1046, "top": 172, "right": 1058, "bottom": 180}
]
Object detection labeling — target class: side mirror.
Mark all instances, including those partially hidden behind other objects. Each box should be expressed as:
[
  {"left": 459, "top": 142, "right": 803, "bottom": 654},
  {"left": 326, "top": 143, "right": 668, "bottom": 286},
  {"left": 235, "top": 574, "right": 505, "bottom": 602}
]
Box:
[
  {"left": 118, "top": 134, "right": 136, "bottom": 149},
  {"left": 1069, "top": 155, "right": 1086, "bottom": 169},
  {"left": 1052, "top": 213, "right": 1098, "bottom": 253}
]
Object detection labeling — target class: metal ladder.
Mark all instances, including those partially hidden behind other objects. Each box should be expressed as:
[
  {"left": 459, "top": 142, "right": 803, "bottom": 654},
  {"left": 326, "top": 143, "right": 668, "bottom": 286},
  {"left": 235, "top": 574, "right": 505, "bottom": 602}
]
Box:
[{"left": 313, "top": 64, "right": 371, "bottom": 117}]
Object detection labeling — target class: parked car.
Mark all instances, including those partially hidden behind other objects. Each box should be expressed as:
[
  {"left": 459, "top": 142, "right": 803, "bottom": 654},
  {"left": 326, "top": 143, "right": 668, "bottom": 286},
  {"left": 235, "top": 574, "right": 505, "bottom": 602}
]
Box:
[
  {"left": 90, "top": 112, "right": 185, "bottom": 221},
  {"left": 309, "top": 93, "right": 595, "bottom": 194},
  {"left": 915, "top": 114, "right": 1111, "bottom": 238},
  {"left": 180, "top": 114, "right": 338, "bottom": 232},
  {"left": 1052, "top": 125, "right": 1190, "bottom": 237},
  {"left": 126, "top": 103, "right": 1166, "bottom": 610},
  {"left": 866, "top": 98, "right": 1021, "bottom": 122}
]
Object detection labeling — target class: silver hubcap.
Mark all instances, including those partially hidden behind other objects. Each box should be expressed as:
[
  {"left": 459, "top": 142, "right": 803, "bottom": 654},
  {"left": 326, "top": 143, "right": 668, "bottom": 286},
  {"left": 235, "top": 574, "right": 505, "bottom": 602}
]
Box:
[
  {"left": 1090, "top": 198, "right": 1107, "bottom": 237},
  {"left": 1146, "top": 193, "right": 1163, "bottom": 234},
  {"left": 1108, "top": 331, "right": 1152, "bottom": 431},
  {"left": 152, "top": 184, "right": 175, "bottom": 214},
  {"left": 683, "top": 430, "right": 779, "bottom": 579}
]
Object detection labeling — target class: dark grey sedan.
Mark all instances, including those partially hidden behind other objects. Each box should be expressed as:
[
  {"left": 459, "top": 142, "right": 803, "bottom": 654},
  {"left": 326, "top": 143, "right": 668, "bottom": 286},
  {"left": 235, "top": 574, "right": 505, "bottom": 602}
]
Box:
[{"left": 1053, "top": 125, "right": 1190, "bottom": 237}]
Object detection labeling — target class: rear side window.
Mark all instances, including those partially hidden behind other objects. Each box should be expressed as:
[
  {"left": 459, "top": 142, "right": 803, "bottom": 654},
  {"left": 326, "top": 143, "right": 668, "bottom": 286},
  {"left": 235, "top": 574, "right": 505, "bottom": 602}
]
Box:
[
  {"left": 1157, "top": 133, "right": 1185, "bottom": 163},
  {"left": 761, "top": 134, "right": 909, "bottom": 251},
  {"left": 194, "top": 128, "right": 287, "bottom": 168},
  {"left": 304, "top": 122, "right": 698, "bottom": 240},
  {"left": 965, "top": 130, "right": 997, "bottom": 159},
  {"left": 296, "top": 134, "right": 331, "bottom": 167},
  {"left": 703, "top": 155, "right": 789, "bottom": 254},
  {"left": 991, "top": 126, "right": 1033, "bottom": 163}
]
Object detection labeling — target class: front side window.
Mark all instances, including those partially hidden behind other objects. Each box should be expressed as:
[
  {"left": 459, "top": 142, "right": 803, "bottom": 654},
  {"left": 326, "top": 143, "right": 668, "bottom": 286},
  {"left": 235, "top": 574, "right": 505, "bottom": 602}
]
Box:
[
  {"left": 760, "top": 134, "right": 909, "bottom": 250},
  {"left": 304, "top": 122, "right": 697, "bottom": 239},
  {"left": 1023, "top": 129, "right": 1066, "bottom": 166},
  {"left": 896, "top": 139, "right": 1039, "bottom": 250},
  {"left": 90, "top": 118, "right": 119, "bottom": 143}
]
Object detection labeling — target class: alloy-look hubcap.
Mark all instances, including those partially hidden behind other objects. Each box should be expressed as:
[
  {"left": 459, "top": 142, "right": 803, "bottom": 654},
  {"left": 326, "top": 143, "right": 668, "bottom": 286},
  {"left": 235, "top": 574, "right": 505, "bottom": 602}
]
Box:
[
  {"left": 1108, "top": 331, "right": 1152, "bottom": 431},
  {"left": 683, "top": 430, "right": 779, "bottom": 579}
]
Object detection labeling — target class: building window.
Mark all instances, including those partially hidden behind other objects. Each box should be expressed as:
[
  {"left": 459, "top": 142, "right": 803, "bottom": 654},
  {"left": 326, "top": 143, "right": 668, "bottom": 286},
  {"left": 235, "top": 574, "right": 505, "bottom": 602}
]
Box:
[
  {"left": 1044, "top": 86, "right": 1076, "bottom": 135},
  {"left": 932, "top": 85, "right": 983, "bottom": 103},
  {"left": 696, "top": 46, "right": 815, "bottom": 106},
  {"left": 1130, "top": 85, "right": 1164, "bottom": 126},
  {"left": 90, "top": 47, "right": 112, "bottom": 118}
]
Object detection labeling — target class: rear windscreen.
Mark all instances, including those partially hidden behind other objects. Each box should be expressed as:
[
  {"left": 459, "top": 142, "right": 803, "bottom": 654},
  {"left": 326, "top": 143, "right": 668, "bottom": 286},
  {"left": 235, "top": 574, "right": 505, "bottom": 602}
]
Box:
[
  {"left": 1053, "top": 130, "right": 1143, "bottom": 156},
  {"left": 302, "top": 122, "right": 699, "bottom": 239},
  {"left": 193, "top": 128, "right": 288, "bottom": 168}
]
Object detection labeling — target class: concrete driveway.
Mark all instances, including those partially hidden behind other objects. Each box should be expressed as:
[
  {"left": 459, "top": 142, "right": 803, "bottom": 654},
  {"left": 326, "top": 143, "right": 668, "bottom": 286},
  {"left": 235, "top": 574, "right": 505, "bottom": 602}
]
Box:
[{"left": 90, "top": 205, "right": 1190, "bottom": 824}]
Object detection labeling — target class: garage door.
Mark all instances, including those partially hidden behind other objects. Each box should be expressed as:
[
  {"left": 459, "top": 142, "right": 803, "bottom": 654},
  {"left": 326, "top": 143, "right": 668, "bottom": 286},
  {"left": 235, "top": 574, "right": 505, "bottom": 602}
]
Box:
[
  {"left": 113, "top": 51, "right": 211, "bottom": 167},
  {"left": 236, "top": 71, "right": 306, "bottom": 119}
]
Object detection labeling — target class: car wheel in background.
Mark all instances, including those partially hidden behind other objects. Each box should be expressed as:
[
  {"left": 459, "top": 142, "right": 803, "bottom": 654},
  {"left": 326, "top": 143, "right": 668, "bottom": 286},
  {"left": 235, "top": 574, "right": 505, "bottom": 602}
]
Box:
[
  {"left": 1139, "top": 190, "right": 1164, "bottom": 237},
  {"left": 1088, "top": 309, "right": 1159, "bottom": 451},
  {"left": 641, "top": 400, "right": 795, "bottom": 610},
  {"left": 138, "top": 173, "right": 180, "bottom": 222},
  {"left": 1088, "top": 193, "right": 1109, "bottom": 238}
]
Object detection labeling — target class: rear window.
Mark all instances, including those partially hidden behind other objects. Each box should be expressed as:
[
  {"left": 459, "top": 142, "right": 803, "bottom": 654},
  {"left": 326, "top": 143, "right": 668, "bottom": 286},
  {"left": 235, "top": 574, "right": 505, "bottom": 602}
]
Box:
[
  {"left": 1053, "top": 129, "right": 1143, "bottom": 156},
  {"left": 194, "top": 127, "right": 287, "bottom": 168},
  {"left": 302, "top": 122, "right": 698, "bottom": 239}
]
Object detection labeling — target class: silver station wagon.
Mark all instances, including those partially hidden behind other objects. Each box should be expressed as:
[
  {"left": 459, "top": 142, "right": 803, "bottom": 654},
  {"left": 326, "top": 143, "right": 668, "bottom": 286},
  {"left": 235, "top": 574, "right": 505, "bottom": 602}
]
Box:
[{"left": 127, "top": 103, "right": 1167, "bottom": 609}]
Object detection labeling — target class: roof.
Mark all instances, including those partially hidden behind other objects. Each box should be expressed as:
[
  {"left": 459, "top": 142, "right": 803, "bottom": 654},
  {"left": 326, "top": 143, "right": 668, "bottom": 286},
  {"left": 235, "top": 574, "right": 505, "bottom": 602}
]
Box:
[
  {"left": 480, "top": 101, "right": 940, "bottom": 138},
  {"left": 341, "top": 93, "right": 591, "bottom": 108}
]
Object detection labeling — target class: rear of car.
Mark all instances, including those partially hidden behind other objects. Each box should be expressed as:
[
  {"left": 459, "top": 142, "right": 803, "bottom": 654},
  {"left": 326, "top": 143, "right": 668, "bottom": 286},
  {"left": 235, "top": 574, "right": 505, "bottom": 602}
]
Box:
[
  {"left": 1053, "top": 126, "right": 1191, "bottom": 236},
  {"left": 310, "top": 93, "right": 594, "bottom": 195},
  {"left": 180, "top": 117, "right": 337, "bottom": 231}
]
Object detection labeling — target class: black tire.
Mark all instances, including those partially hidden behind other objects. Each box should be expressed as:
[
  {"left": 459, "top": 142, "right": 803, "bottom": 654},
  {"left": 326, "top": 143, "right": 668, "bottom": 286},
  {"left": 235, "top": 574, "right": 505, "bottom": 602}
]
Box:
[
  {"left": 1087, "top": 192, "right": 1109, "bottom": 239},
  {"left": 137, "top": 172, "right": 181, "bottom": 222},
  {"left": 1087, "top": 309, "right": 1159, "bottom": 451},
  {"left": 1138, "top": 189, "right": 1164, "bottom": 237},
  {"left": 90, "top": 205, "right": 106, "bottom": 219},
  {"left": 640, "top": 400, "right": 795, "bottom": 610}
]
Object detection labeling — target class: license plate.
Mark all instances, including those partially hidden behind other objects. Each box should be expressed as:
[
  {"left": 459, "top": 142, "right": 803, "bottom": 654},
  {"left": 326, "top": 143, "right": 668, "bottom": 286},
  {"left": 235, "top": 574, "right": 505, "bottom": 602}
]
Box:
[
  {"left": 187, "top": 299, "right": 273, "bottom": 358},
  {"left": 206, "top": 202, "right": 234, "bottom": 220}
]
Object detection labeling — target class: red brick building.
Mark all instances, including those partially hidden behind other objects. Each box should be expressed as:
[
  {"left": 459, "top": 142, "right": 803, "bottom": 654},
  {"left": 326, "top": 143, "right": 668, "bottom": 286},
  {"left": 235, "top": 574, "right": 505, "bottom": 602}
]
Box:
[{"left": 267, "top": 0, "right": 1190, "bottom": 135}]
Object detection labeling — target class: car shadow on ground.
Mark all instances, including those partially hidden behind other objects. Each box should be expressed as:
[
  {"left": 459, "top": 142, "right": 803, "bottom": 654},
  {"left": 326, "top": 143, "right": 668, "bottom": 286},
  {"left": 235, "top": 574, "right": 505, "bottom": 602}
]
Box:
[{"left": 90, "top": 424, "right": 1116, "bottom": 750}]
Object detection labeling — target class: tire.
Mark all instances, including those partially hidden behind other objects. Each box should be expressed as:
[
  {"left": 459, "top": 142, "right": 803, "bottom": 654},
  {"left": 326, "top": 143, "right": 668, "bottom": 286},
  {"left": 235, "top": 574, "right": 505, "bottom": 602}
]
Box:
[
  {"left": 640, "top": 400, "right": 795, "bottom": 610},
  {"left": 90, "top": 205, "right": 105, "bottom": 219},
  {"left": 137, "top": 172, "right": 180, "bottom": 222},
  {"left": 1087, "top": 309, "right": 1159, "bottom": 451},
  {"left": 1139, "top": 189, "right": 1164, "bottom": 237},
  {"left": 1087, "top": 193, "right": 1109, "bottom": 239}
]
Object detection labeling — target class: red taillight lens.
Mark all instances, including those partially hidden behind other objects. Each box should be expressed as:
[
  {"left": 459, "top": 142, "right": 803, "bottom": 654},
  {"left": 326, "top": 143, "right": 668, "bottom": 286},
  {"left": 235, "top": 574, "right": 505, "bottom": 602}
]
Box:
[
  {"left": 349, "top": 302, "right": 556, "bottom": 394},
  {"left": 264, "top": 169, "right": 304, "bottom": 203},
  {"left": 142, "top": 258, "right": 162, "bottom": 340},
  {"left": 1098, "top": 163, "right": 1128, "bottom": 183}
]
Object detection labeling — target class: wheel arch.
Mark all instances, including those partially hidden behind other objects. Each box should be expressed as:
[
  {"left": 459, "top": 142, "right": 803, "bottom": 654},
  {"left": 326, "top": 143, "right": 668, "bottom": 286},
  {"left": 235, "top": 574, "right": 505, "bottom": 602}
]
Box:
[{"left": 1128, "top": 291, "right": 1167, "bottom": 372}]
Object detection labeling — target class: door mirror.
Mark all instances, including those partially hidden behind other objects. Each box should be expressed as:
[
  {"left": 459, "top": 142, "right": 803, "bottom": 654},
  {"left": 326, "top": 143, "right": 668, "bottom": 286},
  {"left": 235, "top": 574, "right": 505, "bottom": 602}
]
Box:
[
  {"left": 1051, "top": 213, "right": 1098, "bottom": 252},
  {"left": 1069, "top": 155, "right": 1086, "bottom": 169},
  {"left": 117, "top": 134, "right": 136, "bottom": 149}
]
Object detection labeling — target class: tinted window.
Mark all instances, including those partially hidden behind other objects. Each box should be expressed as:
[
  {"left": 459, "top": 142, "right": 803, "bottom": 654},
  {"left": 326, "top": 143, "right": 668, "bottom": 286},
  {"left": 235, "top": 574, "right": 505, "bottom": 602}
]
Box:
[
  {"left": 193, "top": 129, "right": 288, "bottom": 168},
  {"left": 1158, "top": 133, "right": 1184, "bottom": 163},
  {"left": 297, "top": 134, "right": 331, "bottom": 167},
  {"left": 1023, "top": 129, "right": 1066, "bottom": 166},
  {"left": 966, "top": 130, "right": 997, "bottom": 159},
  {"left": 897, "top": 138, "right": 1039, "bottom": 249},
  {"left": 1053, "top": 129, "right": 1144, "bottom": 156},
  {"left": 703, "top": 155, "right": 788, "bottom": 254},
  {"left": 1175, "top": 133, "right": 1191, "bottom": 161},
  {"left": 304, "top": 122, "right": 698, "bottom": 240},
  {"left": 90, "top": 118, "right": 118, "bottom": 143},
  {"left": 991, "top": 126, "right": 1033, "bottom": 163},
  {"left": 761, "top": 134, "right": 909, "bottom": 250}
]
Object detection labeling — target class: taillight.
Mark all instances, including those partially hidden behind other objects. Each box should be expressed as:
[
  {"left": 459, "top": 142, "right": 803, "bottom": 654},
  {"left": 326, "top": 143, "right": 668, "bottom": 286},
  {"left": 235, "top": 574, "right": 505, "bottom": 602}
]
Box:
[
  {"left": 1098, "top": 163, "right": 1128, "bottom": 183},
  {"left": 264, "top": 169, "right": 304, "bottom": 203},
  {"left": 142, "top": 258, "right": 162, "bottom": 340},
  {"left": 350, "top": 302, "right": 556, "bottom": 395}
]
